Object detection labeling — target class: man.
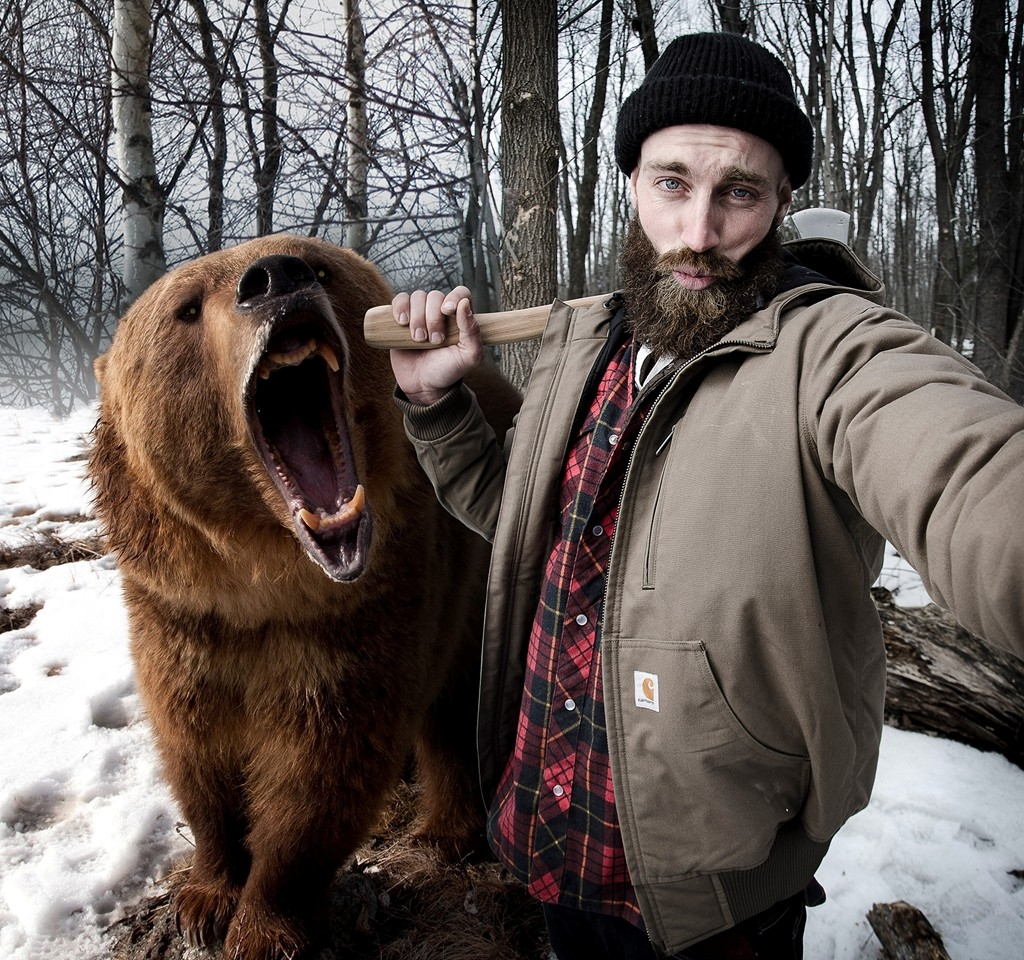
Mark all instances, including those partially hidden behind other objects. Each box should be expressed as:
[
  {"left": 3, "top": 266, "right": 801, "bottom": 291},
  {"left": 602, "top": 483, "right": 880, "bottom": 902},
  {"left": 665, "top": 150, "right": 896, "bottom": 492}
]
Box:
[{"left": 389, "top": 32, "right": 1024, "bottom": 960}]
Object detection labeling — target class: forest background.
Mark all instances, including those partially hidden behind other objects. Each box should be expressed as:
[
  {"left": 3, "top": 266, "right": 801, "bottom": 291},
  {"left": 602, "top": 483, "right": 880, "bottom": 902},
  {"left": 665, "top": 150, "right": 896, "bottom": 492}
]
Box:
[{"left": 0, "top": 0, "right": 1021, "bottom": 413}]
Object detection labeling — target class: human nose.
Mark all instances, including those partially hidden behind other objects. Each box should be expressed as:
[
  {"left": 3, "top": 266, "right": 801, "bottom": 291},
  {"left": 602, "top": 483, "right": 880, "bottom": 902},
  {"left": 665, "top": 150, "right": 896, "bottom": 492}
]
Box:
[{"left": 680, "top": 198, "right": 720, "bottom": 253}]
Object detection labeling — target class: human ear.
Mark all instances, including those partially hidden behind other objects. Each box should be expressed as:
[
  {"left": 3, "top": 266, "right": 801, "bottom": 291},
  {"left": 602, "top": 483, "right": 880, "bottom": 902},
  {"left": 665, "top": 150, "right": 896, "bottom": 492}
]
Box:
[{"left": 774, "top": 178, "right": 793, "bottom": 226}]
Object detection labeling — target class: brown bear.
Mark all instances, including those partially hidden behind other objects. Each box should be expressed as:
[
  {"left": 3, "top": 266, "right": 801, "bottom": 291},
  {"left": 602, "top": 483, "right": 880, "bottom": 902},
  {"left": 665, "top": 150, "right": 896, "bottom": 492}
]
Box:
[{"left": 89, "top": 235, "right": 520, "bottom": 960}]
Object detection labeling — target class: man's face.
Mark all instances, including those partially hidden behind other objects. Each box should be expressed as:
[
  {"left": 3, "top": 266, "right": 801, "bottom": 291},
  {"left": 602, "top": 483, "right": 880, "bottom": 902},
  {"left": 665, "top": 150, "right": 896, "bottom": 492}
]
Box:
[
  {"left": 622, "top": 124, "right": 793, "bottom": 359},
  {"left": 629, "top": 124, "right": 793, "bottom": 273}
]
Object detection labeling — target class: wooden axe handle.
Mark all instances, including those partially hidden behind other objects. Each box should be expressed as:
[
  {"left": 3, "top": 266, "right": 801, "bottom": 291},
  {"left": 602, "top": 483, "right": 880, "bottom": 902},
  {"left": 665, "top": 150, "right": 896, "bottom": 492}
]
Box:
[{"left": 363, "top": 295, "right": 606, "bottom": 349}]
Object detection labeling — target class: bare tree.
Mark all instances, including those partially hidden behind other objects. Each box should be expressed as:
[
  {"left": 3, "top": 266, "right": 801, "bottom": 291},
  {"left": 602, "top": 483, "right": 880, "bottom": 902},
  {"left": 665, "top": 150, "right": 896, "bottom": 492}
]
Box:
[
  {"left": 343, "top": 0, "right": 368, "bottom": 252},
  {"left": 179, "top": 0, "right": 232, "bottom": 252},
  {"left": 251, "top": 0, "right": 285, "bottom": 235},
  {"left": 499, "top": 0, "right": 560, "bottom": 386},
  {"left": 452, "top": 0, "right": 503, "bottom": 311},
  {"left": 111, "top": 0, "right": 166, "bottom": 300},
  {"left": 351, "top": 1, "right": 497, "bottom": 289},
  {"left": 917, "top": 0, "right": 974, "bottom": 348},
  {"left": 887, "top": 113, "right": 931, "bottom": 321},
  {"left": 969, "top": 0, "right": 1024, "bottom": 400},
  {"left": 713, "top": 0, "right": 748, "bottom": 33},
  {"left": 563, "top": 0, "right": 615, "bottom": 299},
  {"left": 632, "top": 0, "right": 660, "bottom": 69},
  {"left": 761, "top": 0, "right": 906, "bottom": 262},
  {"left": 3, "top": 0, "right": 1019, "bottom": 415},
  {"left": 0, "top": 0, "right": 120, "bottom": 413}
]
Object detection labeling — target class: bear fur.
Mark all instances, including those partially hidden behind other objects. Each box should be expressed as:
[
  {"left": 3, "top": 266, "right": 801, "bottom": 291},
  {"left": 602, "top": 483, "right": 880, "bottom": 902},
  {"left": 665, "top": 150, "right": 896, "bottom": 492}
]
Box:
[{"left": 89, "top": 235, "right": 520, "bottom": 960}]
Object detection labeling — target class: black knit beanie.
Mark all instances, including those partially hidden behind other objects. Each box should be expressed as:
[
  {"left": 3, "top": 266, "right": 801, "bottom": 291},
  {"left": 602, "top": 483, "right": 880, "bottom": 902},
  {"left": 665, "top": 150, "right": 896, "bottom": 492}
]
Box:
[{"left": 615, "top": 32, "right": 814, "bottom": 188}]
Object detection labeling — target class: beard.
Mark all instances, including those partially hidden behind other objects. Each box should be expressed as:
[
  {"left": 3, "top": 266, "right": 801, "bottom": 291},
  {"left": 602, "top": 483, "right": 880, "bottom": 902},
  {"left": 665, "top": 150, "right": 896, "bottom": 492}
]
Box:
[{"left": 620, "top": 215, "right": 784, "bottom": 361}]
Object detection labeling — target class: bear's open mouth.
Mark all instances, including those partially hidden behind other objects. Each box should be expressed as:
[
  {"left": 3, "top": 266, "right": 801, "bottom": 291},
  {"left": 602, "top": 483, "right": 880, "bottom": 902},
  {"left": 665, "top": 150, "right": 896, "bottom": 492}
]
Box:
[{"left": 247, "top": 317, "right": 371, "bottom": 582}]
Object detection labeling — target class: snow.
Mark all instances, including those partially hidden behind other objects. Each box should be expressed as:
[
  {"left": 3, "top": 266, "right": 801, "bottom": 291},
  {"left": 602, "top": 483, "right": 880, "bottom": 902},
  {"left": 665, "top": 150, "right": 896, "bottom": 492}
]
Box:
[{"left": 1, "top": 404, "right": 1022, "bottom": 959}]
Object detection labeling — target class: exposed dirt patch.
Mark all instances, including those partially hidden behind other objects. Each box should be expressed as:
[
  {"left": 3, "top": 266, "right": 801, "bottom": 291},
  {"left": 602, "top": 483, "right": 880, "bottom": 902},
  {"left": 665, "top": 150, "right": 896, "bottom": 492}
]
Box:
[
  {"left": 0, "top": 602, "right": 43, "bottom": 633},
  {"left": 0, "top": 528, "right": 104, "bottom": 571}
]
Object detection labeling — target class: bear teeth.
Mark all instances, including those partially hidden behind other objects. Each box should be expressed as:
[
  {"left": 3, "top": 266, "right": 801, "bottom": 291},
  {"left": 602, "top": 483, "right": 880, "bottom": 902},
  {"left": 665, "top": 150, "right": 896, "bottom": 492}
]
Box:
[
  {"left": 317, "top": 342, "right": 340, "bottom": 372},
  {"left": 271, "top": 338, "right": 317, "bottom": 368},
  {"left": 298, "top": 484, "right": 365, "bottom": 534},
  {"left": 298, "top": 508, "right": 321, "bottom": 531},
  {"left": 258, "top": 339, "right": 339, "bottom": 380}
]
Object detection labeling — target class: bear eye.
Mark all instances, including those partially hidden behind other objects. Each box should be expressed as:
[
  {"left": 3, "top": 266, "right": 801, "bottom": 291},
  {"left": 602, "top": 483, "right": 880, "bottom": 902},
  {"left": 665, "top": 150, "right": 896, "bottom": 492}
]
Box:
[
  {"left": 314, "top": 267, "right": 330, "bottom": 283},
  {"left": 177, "top": 299, "right": 202, "bottom": 323}
]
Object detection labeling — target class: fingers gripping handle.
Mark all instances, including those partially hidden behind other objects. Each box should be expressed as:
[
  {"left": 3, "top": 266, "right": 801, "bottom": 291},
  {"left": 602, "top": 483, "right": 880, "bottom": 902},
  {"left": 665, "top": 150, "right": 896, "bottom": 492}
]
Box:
[{"left": 363, "top": 295, "right": 606, "bottom": 350}]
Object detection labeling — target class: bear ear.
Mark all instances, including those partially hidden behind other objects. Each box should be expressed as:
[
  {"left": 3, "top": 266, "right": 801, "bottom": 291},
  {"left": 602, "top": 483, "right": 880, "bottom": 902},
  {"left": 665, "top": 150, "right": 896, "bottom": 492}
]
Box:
[{"left": 93, "top": 352, "right": 108, "bottom": 384}]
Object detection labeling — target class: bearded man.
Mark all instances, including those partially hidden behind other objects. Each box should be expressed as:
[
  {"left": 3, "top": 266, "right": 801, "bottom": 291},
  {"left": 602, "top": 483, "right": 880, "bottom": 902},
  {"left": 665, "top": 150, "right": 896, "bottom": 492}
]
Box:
[{"left": 388, "top": 32, "right": 1024, "bottom": 960}]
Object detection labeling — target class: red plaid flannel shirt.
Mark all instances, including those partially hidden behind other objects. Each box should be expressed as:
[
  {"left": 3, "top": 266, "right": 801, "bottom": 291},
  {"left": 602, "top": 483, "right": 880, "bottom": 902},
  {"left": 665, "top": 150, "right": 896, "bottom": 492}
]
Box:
[{"left": 487, "top": 339, "right": 653, "bottom": 925}]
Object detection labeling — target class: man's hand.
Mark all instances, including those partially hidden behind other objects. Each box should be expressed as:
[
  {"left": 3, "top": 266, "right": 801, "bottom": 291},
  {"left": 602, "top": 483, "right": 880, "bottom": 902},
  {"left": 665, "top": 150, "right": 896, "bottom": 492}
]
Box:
[{"left": 389, "top": 286, "right": 484, "bottom": 406}]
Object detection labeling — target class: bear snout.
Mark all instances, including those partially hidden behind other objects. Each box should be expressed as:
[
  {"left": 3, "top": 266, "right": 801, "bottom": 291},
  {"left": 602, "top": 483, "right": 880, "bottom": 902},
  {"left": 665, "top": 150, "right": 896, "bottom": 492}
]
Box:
[{"left": 236, "top": 254, "right": 318, "bottom": 306}]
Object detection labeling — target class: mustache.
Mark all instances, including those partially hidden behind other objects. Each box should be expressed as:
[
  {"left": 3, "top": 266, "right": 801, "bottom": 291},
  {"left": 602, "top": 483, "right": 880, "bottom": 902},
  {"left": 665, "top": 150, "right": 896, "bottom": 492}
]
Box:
[{"left": 656, "top": 247, "right": 744, "bottom": 282}]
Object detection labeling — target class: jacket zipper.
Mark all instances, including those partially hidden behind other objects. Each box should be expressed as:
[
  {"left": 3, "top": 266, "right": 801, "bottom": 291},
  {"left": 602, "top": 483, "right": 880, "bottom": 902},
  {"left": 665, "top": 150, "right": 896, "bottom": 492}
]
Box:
[{"left": 606, "top": 337, "right": 774, "bottom": 613}]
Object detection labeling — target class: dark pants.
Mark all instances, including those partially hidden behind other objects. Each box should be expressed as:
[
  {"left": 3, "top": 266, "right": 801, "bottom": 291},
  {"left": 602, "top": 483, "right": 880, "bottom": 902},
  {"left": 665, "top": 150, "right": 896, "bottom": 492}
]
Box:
[{"left": 542, "top": 882, "right": 822, "bottom": 960}]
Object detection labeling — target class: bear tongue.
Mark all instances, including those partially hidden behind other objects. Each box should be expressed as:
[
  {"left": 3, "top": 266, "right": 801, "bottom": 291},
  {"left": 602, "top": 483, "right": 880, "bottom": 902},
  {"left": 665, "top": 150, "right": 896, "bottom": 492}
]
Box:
[{"left": 269, "top": 422, "right": 340, "bottom": 506}]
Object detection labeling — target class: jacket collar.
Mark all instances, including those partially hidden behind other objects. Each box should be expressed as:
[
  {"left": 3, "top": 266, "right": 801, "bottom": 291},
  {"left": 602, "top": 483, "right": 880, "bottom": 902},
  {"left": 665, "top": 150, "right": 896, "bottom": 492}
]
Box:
[
  {"left": 718, "top": 237, "right": 885, "bottom": 349},
  {"left": 779, "top": 237, "right": 884, "bottom": 300}
]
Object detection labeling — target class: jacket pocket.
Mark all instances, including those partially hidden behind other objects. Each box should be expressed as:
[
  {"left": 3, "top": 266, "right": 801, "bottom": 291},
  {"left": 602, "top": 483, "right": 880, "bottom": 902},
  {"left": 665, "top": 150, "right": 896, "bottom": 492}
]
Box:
[
  {"left": 642, "top": 467, "right": 667, "bottom": 589},
  {"left": 607, "top": 638, "right": 810, "bottom": 882}
]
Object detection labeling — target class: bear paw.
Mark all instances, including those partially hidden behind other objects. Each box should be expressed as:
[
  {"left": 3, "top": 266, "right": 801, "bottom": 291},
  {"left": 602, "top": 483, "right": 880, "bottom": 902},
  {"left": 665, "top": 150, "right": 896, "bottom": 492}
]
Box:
[
  {"left": 174, "top": 879, "right": 240, "bottom": 950},
  {"left": 411, "top": 820, "right": 490, "bottom": 864},
  {"left": 224, "top": 902, "right": 309, "bottom": 960}
]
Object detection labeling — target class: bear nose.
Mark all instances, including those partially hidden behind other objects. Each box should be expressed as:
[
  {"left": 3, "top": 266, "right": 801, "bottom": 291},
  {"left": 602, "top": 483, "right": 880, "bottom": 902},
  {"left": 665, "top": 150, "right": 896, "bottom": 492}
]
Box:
[{"left": 236, "top": 255, "right": 317, "bottom": 305}]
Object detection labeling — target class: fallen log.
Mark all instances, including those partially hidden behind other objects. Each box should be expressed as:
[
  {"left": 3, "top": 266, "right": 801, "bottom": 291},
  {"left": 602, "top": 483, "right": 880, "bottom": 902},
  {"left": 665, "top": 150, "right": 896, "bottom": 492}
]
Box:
[
  {"left": 874, "top": 587, "right": 1024, "bottom": 769},
  {"left": 867, "top": 900, "right": 952, "bottom": 960}
]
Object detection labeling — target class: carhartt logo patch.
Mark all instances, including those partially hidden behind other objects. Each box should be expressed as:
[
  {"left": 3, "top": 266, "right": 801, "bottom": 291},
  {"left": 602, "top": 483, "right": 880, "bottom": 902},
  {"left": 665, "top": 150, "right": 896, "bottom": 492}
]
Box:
[{"left": 634, "top": 671, "right": 660, "bottom": 712}]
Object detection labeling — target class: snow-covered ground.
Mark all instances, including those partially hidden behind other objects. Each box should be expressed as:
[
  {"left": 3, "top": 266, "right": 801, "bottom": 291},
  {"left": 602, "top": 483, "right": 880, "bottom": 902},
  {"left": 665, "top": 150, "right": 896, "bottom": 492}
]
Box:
[{"left": 1, "top": 404, "right": 1021, "bottom": 959}]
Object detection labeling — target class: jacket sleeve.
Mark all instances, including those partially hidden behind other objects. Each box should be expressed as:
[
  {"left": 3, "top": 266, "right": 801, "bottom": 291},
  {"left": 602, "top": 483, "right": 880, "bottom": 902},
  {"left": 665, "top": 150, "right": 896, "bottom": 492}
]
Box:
[
  {"left": 804, "top": 297, "right": 1024, "bottom": 654},
  {"left": 394, "top": 383, "right": 511, "bottom": 543}
]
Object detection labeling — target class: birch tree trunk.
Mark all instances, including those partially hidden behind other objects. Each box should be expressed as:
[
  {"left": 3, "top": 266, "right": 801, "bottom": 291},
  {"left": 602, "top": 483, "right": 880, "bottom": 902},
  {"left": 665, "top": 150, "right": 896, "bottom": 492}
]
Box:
[{"left": 111, "top": 0, "right": 165, "bottom": 301}]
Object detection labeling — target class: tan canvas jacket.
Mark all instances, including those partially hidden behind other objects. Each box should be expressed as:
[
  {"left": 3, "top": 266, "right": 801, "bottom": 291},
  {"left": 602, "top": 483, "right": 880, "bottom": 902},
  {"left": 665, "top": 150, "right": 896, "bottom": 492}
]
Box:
[{"left": 399, "top": 238, "right": 1024, "bottom": 954}]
